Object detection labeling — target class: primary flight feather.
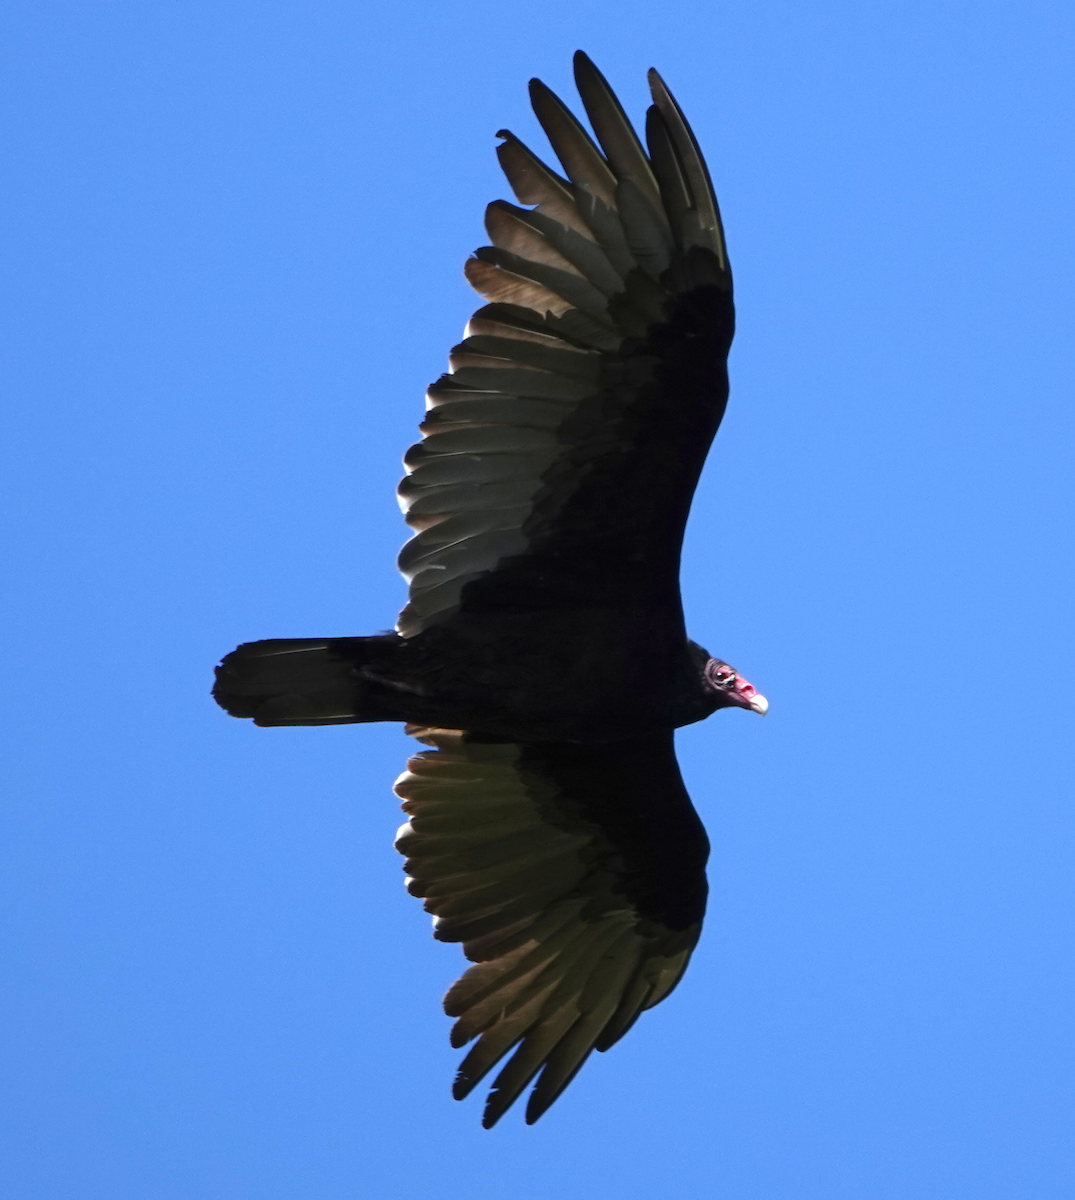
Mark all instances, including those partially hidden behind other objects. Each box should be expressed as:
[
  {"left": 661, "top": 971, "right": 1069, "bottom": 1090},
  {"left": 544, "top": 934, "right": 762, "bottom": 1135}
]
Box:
[{"left": 213, "top": 51, "right": 766, "bottom": 1127}]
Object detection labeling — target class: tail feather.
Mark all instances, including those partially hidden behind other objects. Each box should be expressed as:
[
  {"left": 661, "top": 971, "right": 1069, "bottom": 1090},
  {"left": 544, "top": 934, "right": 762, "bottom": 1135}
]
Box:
[{"left": 212, "top": 636, "right": 397, "bottom": 726}]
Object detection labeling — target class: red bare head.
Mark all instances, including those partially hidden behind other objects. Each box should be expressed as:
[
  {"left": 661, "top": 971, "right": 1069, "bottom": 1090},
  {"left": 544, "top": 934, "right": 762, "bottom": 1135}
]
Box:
[{"left": 704, "top": 658, "right": 768, "bottom": 715}]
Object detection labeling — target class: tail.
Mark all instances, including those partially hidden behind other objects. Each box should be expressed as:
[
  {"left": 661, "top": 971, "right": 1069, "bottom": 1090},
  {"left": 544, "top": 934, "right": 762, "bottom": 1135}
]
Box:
[{"left": 212, "top": 636, "right": 400, "bottom": 727}]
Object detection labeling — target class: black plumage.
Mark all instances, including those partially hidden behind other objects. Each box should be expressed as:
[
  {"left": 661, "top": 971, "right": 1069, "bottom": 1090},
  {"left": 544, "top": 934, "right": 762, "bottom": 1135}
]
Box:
[{"left": 213, "top": 52, "right": 766, "bottom": 1126}]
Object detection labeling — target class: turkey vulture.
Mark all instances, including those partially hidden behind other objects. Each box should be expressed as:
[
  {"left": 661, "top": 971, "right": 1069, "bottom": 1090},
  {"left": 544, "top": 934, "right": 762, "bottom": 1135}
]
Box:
[{"left": 213, "top": 52, "right": 766, "bottom": 1127}]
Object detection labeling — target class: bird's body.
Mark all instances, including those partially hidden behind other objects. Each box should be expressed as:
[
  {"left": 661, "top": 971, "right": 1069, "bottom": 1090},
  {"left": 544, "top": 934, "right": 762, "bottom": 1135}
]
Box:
[{"left": 214, "top": 53, "right": 765, "bottom": 1127}]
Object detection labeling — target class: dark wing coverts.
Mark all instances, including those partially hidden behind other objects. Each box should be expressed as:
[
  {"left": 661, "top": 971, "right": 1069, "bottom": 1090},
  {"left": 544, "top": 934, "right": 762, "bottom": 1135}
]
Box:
[
  {"left": 394, "top": 728, "right": 708, "bottom": 1127},
  {"left": 397, "top": 54, "right": 733, "bottom": 635}
]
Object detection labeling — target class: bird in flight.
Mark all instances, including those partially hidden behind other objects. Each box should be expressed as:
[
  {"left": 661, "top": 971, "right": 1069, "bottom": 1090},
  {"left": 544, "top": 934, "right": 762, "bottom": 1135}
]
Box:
[{"left": 213, "top": 51, "right": 766, "bottom": 1127}]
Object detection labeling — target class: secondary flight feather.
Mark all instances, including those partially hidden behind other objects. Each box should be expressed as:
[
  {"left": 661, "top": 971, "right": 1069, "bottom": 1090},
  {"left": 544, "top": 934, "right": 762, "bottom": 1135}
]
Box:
[{"left": 213, "top": 52, "right": 766, "bottom": 1127}]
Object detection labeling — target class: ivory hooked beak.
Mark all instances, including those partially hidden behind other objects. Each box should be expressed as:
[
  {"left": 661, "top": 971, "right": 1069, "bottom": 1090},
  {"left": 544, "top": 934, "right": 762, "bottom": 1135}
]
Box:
[{"left": 747, "top": 693, "right": 769, "bottom": 716}]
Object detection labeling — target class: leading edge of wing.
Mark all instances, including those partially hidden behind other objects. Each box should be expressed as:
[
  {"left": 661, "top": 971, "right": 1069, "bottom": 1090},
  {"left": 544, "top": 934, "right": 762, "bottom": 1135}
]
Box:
[
  {"left": 393, "top": 726, "right": 709, "bottom": 1127},
  {"left": 396, "top": 54, "right": 734, "bottom": 637}
]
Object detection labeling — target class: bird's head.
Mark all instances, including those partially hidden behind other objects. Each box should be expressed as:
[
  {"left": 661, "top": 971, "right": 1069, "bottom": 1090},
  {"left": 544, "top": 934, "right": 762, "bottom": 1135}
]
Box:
[{"left": 702, "top": 656, "right": 768, "bottom": 715}]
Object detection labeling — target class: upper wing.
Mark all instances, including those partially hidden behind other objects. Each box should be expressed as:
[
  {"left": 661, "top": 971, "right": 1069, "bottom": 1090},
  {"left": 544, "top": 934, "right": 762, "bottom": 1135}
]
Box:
[
  {"left": 393, "top": 725, "right": 709, "bottom": 1127},
  {"left": 397, "top": 54, "right": 734, "bottom": 636}
]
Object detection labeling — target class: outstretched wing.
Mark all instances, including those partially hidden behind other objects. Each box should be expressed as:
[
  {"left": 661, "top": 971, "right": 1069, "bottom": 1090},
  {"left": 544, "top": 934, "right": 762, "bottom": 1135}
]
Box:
[
  {"left": 397, "top": 54, "right": 734, "bottom": 636},
  {"left": 393, "top": 726, "right": 709, "bottom": 1126}
]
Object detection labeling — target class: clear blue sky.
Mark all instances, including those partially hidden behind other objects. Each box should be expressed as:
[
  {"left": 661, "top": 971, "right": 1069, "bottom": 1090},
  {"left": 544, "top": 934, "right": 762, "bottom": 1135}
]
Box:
[{"left": 3, "top": 2, "right": 1074, "bottom": 1196}]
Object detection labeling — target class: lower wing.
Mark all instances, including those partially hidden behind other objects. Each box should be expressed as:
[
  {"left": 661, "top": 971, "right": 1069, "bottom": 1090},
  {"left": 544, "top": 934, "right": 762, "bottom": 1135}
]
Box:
[{"left": 393, "top": 726, "right": 709, "bottom": 1126}]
